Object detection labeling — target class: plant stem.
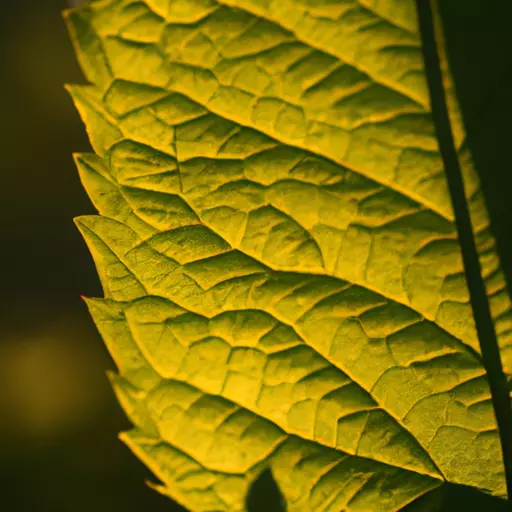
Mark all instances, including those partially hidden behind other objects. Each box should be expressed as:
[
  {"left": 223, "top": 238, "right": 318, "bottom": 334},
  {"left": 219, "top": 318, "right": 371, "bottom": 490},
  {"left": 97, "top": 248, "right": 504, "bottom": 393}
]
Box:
[{"left": 416, "top": 0, "right": 512, "bottom": 499}]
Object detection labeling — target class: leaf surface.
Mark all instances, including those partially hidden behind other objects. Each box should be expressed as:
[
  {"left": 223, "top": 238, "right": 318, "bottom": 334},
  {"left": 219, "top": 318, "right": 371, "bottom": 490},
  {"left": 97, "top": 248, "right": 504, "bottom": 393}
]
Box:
[{"left": 66, "top": 0, "right": 512, "bottom": 509}]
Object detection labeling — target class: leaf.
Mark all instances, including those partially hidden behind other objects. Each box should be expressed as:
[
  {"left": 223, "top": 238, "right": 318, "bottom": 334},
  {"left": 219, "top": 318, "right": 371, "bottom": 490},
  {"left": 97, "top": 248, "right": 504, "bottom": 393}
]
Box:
[{"left": 65, "top": 0, "right": 512, "bottom": 510}]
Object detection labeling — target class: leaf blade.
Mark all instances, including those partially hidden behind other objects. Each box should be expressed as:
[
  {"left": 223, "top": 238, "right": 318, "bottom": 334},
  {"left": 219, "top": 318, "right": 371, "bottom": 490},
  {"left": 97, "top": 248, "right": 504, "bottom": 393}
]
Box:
[{"left": 66, "top": 0, "right": 512, "bottom": 509}]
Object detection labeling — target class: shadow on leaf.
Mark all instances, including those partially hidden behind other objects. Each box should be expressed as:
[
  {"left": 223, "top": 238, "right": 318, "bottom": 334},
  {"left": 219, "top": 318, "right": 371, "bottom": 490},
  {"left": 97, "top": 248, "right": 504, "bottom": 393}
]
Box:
[
  {"left": 246, "top": 468, "right": 286, "bottom": 512},
  {"left": 404, "top": 483, "right": 512, "bottom": 511}
]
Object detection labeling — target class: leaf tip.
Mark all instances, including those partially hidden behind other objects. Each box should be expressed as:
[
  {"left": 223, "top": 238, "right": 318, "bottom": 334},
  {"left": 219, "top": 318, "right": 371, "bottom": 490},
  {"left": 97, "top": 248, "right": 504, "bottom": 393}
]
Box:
[
  {"left": 73, "top": 215, "right": 91, "bottom": 229},
  {"left": 118, "top": 431, "right": 130, "bottom": 446},
  {"left": 74, "top": 215, "right": 97, "bottom": 246},
  {"left": 61, "top": 8, "right": 72, "bottom": 21},
  {"left": 105, "top": 370, "right": 117, "bottom": 383},
  {"left": 145, "top": 480, "right": 167, "bottom": 495}
]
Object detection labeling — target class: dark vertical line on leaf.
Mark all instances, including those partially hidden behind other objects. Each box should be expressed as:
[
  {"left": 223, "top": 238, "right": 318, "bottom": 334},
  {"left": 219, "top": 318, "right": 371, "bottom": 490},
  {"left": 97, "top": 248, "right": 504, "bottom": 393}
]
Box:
[{"left": 416, "top": 0, "right": 512, "bottom": 499}]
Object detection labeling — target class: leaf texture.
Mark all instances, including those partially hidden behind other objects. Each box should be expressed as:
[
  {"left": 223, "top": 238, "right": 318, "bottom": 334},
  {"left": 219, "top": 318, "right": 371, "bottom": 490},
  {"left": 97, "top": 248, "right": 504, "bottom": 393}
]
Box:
[{"left": 66, "top": 0, "right": 512, "bottom": 510}]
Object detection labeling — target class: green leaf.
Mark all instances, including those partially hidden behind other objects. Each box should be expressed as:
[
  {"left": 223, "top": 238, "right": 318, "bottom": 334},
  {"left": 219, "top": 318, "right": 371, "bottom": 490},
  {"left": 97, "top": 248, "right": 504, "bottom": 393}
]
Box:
[{"left": 65, "top": 0, "right": 512, "bottom": 510}]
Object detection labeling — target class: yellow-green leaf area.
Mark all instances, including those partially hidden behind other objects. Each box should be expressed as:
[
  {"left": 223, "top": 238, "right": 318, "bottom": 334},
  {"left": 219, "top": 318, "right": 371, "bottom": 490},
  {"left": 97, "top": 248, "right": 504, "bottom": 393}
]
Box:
[{"left": 67, "top": 0, "right": 512, "bottom": 510}]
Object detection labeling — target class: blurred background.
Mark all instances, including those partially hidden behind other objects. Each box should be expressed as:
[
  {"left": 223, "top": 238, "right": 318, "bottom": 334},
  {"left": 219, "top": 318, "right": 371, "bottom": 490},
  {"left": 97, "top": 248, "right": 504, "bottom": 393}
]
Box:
[
  {"left": 0, "top": 0, "right": 511, "bottom": 511},
  {"left": 0, "top": 0, "right": 178, "bottom": 510}
]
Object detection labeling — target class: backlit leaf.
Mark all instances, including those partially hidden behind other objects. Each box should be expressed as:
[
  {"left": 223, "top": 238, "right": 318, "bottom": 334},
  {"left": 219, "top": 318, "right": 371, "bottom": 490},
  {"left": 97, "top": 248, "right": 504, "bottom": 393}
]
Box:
[{"left": 66, "top": 0, "right": 512, "bottom": 509}]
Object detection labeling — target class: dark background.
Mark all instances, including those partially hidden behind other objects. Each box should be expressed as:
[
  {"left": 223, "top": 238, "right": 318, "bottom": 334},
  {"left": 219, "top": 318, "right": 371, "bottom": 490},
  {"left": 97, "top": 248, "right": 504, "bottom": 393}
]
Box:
[
  {"left": 0, "top": 0, "right": 511, "bottom": 510},
  {"left": 0, "top": 0, "right": 176, "bottom": 510}
]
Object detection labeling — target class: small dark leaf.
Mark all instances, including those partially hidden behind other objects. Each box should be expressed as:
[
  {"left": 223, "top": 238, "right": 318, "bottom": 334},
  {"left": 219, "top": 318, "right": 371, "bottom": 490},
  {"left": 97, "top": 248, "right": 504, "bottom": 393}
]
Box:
[{"left": 246, "top": 469, "right": 285, "bottom": 512}]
